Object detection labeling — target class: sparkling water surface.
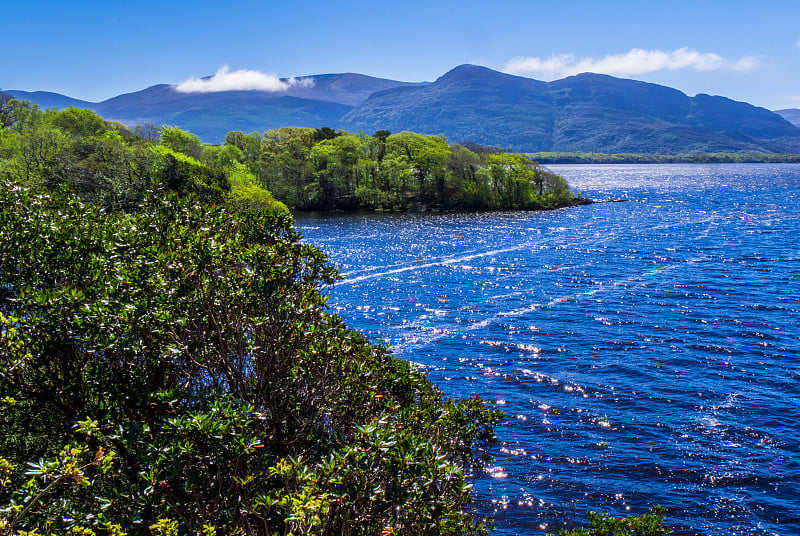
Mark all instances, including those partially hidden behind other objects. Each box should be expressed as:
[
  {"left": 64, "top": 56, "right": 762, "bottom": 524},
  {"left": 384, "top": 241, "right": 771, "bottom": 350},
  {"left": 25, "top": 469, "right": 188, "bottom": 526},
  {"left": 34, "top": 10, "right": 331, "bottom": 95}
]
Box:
[{"left": 295, "top": 164, "right": 800, "bottom": 535}]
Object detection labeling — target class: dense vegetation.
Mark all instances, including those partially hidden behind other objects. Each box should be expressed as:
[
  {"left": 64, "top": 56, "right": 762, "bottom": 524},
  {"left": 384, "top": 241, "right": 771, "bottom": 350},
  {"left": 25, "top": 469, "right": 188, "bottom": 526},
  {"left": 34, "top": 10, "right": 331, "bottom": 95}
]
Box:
[
  {"left": 0, "top": 100, "right": 504, "bottom": 535},
  {"left": 252, "top": 128, "right": 575, "bottom": 211},
  {"left": 0, "top": 97, "right": 577, "bottom": 213},
  {"left": 0, "top": 99, "right": 669, "bottom": 535},
  {"left": 0, "top": 181, "right": 506, "bottom": 535},
  {"left": 0, "top": 97, "right": 287, "bottom": 214}
]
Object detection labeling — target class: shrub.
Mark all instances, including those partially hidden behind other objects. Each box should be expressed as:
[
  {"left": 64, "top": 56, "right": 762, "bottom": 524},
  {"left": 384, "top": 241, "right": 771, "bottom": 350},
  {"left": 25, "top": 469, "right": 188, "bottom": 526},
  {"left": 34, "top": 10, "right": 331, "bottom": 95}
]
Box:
[
  {"left": 548, "top": 506, "right": 672, "bottom": 536},
  {"left": 0, "top": 180, "right": 501, "bottom": 535}
]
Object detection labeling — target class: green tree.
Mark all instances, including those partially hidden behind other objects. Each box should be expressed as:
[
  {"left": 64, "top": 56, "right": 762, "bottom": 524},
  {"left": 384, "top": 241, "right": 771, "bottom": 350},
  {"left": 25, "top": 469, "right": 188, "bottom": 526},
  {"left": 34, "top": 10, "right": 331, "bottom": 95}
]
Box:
[
  {"left": 160, "top": 125, "right": 203, "bottom": 159},
  {"left": 385, "top": 132, "right": 450, "bottom": 205},
  {"left": 259, "top": 127, "right": 317, "bottom": 208},
  {"left": 241, "top": 131, "right": 262, "bottom": 163},
  {"left": 0, "top": 105, "right": 70, "bottom": 188},
  {"left": 313, "top": 127, "right": 339, "bottom": 142},
  {"left": 224, "top": 130, "right": 246, "bottom": 150},
  {"left": 224, "top": 161, "right": 288, "bottom": 212},
  {"left": 49, "top": 106, "right": 106, "bottom": 138},
  {"left": 203, "top": 143, "right": 245, "bottom": 170},
  {"left": 374, "top": 154, "right": 413, "bottom": 209},
  {"left": 152, "top": 145, "right": 229, "bottom": 202}
]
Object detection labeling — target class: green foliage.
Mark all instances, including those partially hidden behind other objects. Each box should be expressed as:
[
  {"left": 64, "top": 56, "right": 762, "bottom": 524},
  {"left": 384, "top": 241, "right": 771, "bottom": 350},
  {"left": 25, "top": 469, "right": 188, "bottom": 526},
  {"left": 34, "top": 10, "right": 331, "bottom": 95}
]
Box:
[
  {"left": 0, "top": 180, "right": 502, "bottom": 535},
  {"left": 49, "top": 107, "right": 107, "bottom": 138},
  {"left": 223, "top": 130, "right": 246, "bottom": 150},
  {"left": 548, "top": 506, "right": 672, "bottom": 536},
  {"left": 0, "top": 101, "right": 302, "bottom": 214},
  {"left": 202, "top": 143, "right": 245, "bottom": 169},
  {"left": 0, "top": 101, "right": 154, "bottom": 209},
  {"left": 159, "top": 125, "right": 203, "bottom": 159},
  {"left": 0, "top": 99, "right": 579, "bottom": 214},
  {"left": 250, "top": 128, "right": 578, "bottom": 212},
  {"left": 224, "top": 162, "right": 288, "bottom": 213},
  {"left": 151, "top": 145, "right": 229, "bottom": 202}
]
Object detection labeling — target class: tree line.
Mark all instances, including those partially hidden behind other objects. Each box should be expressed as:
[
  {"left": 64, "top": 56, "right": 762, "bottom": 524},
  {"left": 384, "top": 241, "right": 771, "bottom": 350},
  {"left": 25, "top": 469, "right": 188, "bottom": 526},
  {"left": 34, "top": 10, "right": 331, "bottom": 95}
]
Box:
[
  {"left": 0, "top": 98, "right": 287, "bottom": 213},
  {"left": 0, "top": 97, "right": 578, "bottom": 213},
  {"left": 247, "top": 128, "right": 576, "bottom": 211}
]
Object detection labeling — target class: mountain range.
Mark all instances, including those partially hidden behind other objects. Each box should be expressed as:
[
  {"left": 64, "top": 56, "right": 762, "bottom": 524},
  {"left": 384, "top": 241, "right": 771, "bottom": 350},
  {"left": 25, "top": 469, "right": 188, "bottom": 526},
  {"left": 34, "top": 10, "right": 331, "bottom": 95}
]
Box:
[
  {"left": 776, "top": 108, "right": 800, "bottom": 127},
  {"left": 7, "top": 65, "right": 800, "bottom": 154}
]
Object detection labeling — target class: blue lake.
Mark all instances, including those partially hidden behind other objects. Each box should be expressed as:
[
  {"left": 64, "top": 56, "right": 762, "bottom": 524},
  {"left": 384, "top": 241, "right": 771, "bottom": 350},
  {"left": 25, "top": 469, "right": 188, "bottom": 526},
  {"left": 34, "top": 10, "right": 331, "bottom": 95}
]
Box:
[{"left": 296, "top": 164, "right": 800, "bottom": 535}]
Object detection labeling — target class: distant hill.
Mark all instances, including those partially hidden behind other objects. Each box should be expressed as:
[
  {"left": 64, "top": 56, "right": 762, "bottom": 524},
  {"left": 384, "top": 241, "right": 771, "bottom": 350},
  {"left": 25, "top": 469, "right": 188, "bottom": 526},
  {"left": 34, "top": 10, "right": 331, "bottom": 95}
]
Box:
[
  {"left": 342, "top": 65, "right": 800, "bottom": 154},
  {"left": 6, "top": 90, "right": 94, "bottom": 111},
  {"left": 776, "top": 108, "right": 800, "bottom": 127},
  {"left": 6, "top": 65, "right": 800, "bottom": 154},
  {"left": 95, "top": 85, "right": 354, "bottom": 142},
  {"left": 6, "top": 73, "right": 421, "bottom": 142},
  {"left": 277, "top": 73, "right": 428, "bottom": 106},
  {"left": 343, "top": 64, "right": 556, "bottom": 150}
]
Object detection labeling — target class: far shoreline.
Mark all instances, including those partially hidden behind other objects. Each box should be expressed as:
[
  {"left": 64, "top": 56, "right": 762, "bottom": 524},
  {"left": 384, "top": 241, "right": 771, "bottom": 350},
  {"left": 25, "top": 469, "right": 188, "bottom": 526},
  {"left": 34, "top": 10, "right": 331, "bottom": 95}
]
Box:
[{"left": 528, "top": 152, "right": 800, "bottom": 164}]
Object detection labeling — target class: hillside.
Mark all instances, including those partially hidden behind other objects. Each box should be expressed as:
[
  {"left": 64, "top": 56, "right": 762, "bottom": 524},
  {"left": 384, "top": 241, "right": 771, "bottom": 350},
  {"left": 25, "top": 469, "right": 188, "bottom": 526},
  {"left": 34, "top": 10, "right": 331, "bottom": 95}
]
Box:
[
  {"left": 776, "top": 108, "right": 800, "bottom": 127},
  {"left": 343, "top": 64, "right": 556, "bottom": 150},
  {"left": 7, "top": 73, "right": 422, "bottom": 142},
  {"left": 7, "top": 65, "right": 800, "bottom": 154},
  {"left": 5, "top": 90, "right": 94, "bottom": 110},
  {"left": 95, "top": 85, "right": 354, "bottom": 142},
  {"left": 342, "top": 65, "right": 800, "bottom": 154}
]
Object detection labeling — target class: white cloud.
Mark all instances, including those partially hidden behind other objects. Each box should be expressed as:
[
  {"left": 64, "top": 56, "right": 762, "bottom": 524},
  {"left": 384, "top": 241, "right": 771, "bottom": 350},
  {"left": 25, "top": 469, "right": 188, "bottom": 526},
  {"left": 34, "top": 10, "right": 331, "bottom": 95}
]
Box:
[
  {"left": 504, "top": 48, "right": 760, "bottom": 79},
  {"left": 175, "top": 65, "right": 313, "bottom": 93}
]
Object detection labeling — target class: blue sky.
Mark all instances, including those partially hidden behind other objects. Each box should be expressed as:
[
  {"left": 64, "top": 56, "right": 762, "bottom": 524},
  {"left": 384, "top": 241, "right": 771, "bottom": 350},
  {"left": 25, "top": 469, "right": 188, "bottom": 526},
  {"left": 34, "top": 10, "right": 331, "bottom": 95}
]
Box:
[{"left": 3, "top": 0, "right": 799, "bottom": 110}]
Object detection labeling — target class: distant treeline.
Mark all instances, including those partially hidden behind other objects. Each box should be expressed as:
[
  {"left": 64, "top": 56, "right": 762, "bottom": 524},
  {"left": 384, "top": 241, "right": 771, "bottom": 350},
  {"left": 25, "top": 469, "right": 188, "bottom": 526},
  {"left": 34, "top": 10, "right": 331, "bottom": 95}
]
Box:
[
  {"left": 0, "top": 96, "right": 578, "bottom": 213},
  {"left": 526, "top": 151, "right": 800, "bottom": 164}
]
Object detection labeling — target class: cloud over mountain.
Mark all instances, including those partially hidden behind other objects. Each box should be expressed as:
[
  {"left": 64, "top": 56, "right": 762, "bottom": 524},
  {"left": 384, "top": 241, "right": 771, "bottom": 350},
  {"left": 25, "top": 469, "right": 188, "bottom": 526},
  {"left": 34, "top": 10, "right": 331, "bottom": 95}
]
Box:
[
  {"left": 175, "top": 65, "right": 313, "bottom": 93},
  {"left": 504, "top": 48, "right": 759, "bottom": 79}
]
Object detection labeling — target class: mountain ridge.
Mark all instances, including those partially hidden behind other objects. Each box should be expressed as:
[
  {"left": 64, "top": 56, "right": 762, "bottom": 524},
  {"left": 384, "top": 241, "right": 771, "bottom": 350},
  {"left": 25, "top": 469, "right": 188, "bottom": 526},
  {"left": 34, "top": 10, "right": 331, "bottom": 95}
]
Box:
[
  {"left": 6, "top": 64, "right": 800, "bottom": 154},
  {"left": 776, "top": 108, "right": 800, "bottom": 127},
  {"left": 342, "top": 65, "right": 800, "bottom": 154}
]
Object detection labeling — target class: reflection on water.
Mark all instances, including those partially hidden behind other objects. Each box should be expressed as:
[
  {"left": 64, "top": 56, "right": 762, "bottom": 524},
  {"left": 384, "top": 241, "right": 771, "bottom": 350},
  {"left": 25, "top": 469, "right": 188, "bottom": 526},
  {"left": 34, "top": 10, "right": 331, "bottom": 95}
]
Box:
[{"left": 297, "top": 164, "right": 800, "bottom": 536}]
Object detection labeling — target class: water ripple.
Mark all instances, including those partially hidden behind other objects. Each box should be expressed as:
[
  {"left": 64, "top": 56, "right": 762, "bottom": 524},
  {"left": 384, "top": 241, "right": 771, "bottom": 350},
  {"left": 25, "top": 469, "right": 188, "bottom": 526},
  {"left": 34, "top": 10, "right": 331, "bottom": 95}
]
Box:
[{"left": 298, "top": 164, "right": 800, "bottom": 536}]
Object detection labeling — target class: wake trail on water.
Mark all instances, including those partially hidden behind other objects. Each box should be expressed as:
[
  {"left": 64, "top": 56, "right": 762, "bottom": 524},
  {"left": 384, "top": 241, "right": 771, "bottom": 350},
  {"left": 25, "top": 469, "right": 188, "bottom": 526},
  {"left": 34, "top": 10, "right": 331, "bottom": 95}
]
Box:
[
  {"left": 337, "top": 214, "right": 726, "bottom": 352},
  {"left": 387, "top": 253, "right": 712, "bottom": 354},
  {"left": 337, "top": 244, "right": 531, "bottom": 284},
  {"left": 469, "top": 253, "right": 713, "bottom": 331},
  {"left": 336, "top": 228, "right": 620, "bottom": 285},
  {"left": 336, "top": 210, "right": 730, "bottom": 286}
]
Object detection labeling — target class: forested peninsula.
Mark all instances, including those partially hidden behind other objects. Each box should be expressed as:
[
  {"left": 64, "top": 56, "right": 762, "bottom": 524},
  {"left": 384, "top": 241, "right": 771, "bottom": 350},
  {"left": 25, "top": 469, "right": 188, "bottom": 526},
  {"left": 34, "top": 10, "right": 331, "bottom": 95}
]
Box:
[
  {"left": 0, "top": 97, "right": 580, "bottom": 214},
  {"left": 0, "top": 99, "right": 670, "bottom": 535}
]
